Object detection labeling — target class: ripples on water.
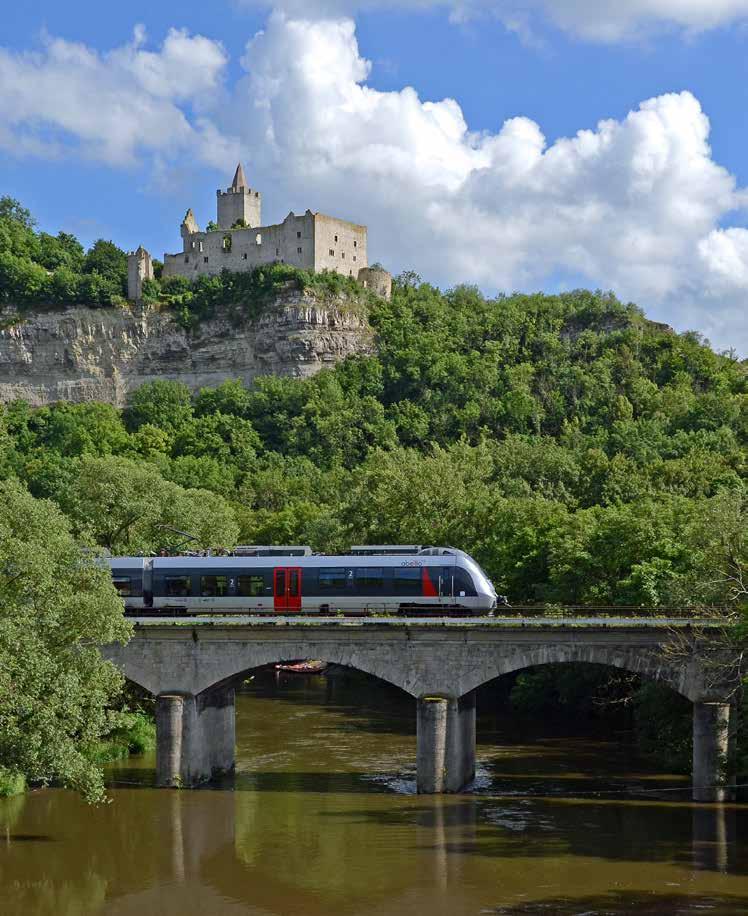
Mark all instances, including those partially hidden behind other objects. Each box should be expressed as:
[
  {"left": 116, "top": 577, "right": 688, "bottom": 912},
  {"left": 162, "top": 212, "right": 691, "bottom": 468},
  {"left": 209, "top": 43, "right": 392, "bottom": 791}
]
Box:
[{"left": 1, "top": 668, "right": 748, "bottom": 915}]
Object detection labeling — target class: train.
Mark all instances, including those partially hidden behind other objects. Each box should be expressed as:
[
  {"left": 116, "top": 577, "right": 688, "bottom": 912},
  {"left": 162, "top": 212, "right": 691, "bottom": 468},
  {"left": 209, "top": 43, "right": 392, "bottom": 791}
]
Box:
[{"left": 107, "top": 545, "right": 499, "bottom": 616}]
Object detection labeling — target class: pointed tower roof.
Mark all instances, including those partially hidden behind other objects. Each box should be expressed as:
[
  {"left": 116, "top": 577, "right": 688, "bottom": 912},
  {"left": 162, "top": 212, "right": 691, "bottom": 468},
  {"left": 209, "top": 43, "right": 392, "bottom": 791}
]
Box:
[{"left": 231, "top": 162, "right": 248, "bottom": 190}]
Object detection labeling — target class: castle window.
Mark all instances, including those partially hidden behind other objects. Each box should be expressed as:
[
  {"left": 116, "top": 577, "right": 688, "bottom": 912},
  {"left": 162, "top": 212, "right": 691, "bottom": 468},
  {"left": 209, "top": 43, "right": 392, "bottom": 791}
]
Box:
[
  {"left": 276, "top": 247, "right": 280, "bottom": 256},
  {"left": 353, "top": 256, "right": 357, "bottom": 262},
  {"left": 199, "top": 241, "right": 204, "bottom": 252},
  {"left": 297, "top": 231, "right": 301, "bottom": 238},
  {"left": 341, "top": 252, "right": 345, "bottom": 259},
  {"left": 329, "top": 249, "right": 335, "bottom": 257},
  {"left": 242, "top": 253, "right": 248, "bottom": 260},
  {"left": 191, "top": 241, "right": 196, "bottom": 250},
  {"left": 204, "top": 256, "right": 209, "bottom": 264},
  {"left": 297, "top": 247, "right": 302, "bottom": 254},
  {"left": 334, "top": 235, "right": 338, "bottom": 242},
  {"left": 184, "top": 256, "right": 189, "bottom": 264},
  {"left": 256, "top": 233, "right": 262, "bottom": 245},
  {"left": 353, "top": 240, "right": 357, "bottom": 248},
  {"left": 222, "top": 235, "right": 232, "bottom": 252}
]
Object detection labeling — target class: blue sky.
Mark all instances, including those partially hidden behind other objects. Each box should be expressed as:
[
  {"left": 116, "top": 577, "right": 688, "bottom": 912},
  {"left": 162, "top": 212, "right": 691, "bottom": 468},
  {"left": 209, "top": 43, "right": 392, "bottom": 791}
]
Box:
[{"left": 2, "top": 1, "right": 748, "bottom": 351}]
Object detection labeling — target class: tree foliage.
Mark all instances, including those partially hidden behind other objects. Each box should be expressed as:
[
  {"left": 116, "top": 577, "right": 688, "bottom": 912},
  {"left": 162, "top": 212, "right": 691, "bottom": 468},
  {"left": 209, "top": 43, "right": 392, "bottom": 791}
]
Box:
[
  {"left": 0, "top": 479, "right": 131, "bottom": 802},
  {"left": 0, "top": 197, "right": 128, "bottom": 308},
  {"left": 0, "top": 263, "right": 745, "bottom": 607}
]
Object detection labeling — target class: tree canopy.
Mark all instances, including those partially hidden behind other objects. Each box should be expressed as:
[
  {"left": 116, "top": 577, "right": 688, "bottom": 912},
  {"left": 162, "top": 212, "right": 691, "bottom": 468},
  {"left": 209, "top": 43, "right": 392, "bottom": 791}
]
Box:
[
  {"left": 0, "top": 479, "right": 131, "bottom": 802},
  {"left": 0, "top": 196, "right": 128, "bottom": 308}
]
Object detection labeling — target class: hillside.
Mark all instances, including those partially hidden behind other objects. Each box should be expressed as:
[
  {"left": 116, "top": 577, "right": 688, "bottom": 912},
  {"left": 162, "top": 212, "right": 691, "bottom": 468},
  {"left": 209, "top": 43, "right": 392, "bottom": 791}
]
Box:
[
  {"left": 1, "top": 194, "right": 746, "bottom": 607},
  {"left": 0, "top": 270, "right": 744, "bottom": 608}
]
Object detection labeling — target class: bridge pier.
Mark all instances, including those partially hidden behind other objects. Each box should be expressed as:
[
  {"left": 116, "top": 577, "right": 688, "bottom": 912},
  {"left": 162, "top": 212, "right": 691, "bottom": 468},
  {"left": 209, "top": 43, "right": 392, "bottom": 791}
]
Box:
[
  {"left": 692, "top": 701, "right": 735, "bottom": 802},
  {"left": 417, "top": 692, "right": 476, "bottom": 793},
  {"left": 156, "top": 687, "right": 236, "bottom": 788}
]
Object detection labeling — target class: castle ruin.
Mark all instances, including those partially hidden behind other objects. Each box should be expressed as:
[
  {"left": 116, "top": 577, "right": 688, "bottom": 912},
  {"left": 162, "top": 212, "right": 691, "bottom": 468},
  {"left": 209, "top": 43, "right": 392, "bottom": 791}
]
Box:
[{"left": 128, "top": 164, "right": 392, "bottom": 300}]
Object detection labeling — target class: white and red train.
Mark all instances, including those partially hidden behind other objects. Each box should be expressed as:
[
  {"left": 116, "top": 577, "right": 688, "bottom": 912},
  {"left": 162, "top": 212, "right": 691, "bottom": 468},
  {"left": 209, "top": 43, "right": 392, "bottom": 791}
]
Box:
[{"left": 107, "top": 545, "right": 499, "bottom": 615}]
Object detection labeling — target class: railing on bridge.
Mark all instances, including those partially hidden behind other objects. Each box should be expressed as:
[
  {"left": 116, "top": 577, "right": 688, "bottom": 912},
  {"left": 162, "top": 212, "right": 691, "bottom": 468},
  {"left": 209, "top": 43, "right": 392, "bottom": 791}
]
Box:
[
  {"left": 500, "top": 605, "right": 735, "bottom": 620},
  {"left": 129, "top": 604, "right": 737, "bottom": 622}
]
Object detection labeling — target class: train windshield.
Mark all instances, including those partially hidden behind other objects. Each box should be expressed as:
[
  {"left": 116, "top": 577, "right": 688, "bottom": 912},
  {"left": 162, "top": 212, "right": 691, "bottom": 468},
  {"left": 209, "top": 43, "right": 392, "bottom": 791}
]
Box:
[{"left": 458, "top": 553, "right": 496, "bottom": 596}]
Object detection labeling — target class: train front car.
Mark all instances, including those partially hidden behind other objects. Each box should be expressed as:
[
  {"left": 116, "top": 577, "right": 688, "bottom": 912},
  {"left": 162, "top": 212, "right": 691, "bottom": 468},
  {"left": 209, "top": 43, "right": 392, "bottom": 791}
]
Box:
[
  {"left": 416, "top": 548, "right": 497, "bottom": 614},
  {"left": 451, "top": 550, "right": 498, "bottom": 614}
]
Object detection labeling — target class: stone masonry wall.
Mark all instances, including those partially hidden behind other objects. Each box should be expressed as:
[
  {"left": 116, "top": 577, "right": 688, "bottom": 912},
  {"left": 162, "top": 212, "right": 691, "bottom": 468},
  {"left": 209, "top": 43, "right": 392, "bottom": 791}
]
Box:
[
  {"left": 163, "top": 212, "right": 317, "bottom": 280},
  {"left": 162, "top": 212, "right": 368, "bottom": 285},
  {"left": 0, "top": 291, "right": 374, "bottom": 407}
]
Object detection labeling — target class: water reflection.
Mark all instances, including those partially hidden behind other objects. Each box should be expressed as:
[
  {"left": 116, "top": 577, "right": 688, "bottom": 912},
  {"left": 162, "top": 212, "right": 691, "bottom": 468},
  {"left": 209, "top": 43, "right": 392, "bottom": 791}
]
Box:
[
  {"left": 2, "top": 669, "right": 748, "bottom": 916},
  {"left": 692, "top": 804, "right": 735, "bottom": 874}
]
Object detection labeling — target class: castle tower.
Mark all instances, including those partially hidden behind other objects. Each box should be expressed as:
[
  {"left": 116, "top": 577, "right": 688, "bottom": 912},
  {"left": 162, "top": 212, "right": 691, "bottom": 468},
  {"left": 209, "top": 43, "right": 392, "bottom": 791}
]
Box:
[
  {"left": 127, "top": 246, "right": 154, "bottom": 301},
  {"left": 357, "top": 266, "right": 392, "bottom": 300},
  {"left": 216, "top": 163, "right": 261, "bottom": 230}
]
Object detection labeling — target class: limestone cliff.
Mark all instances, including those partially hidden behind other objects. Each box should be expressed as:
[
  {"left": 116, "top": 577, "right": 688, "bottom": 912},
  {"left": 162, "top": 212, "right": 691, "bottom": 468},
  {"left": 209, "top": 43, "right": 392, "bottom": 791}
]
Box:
[{"left": 0, "top": 290, "right": 374, "bottom": 407}]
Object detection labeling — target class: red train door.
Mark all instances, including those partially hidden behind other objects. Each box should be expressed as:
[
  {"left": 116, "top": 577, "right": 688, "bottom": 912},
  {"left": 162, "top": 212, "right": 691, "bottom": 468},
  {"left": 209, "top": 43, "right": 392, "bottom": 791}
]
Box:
[{"left": 273, "top": 567, "right": 302, "bottom": 612}]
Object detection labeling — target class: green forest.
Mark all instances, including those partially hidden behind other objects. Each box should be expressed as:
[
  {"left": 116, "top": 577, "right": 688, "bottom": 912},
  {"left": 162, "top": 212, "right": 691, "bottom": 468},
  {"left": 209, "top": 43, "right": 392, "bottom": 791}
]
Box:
[{"left": 1, "top": 196, "right": 747, "bottom": 797}]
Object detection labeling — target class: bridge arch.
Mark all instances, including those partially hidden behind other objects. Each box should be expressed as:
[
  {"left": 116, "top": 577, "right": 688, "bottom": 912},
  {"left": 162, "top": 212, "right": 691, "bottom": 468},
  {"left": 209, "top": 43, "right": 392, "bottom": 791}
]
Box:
[
  {"left": 104, "top": 639, "right": 418, "bottom": 699},
  {"left": 194, "top": 646, "right": 416, "bottom": 699},
  {"left": 456, "top": 643, "right": 698, "bottom": 702}
]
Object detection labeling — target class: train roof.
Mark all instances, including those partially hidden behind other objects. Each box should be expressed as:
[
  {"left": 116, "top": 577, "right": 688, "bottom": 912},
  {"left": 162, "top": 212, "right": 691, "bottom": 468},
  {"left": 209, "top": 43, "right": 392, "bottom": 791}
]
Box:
[
  {"left": 102, "top": 548, "right": 476, "bottom": 570},
  {"left": 148, "top": 554, "right": 460, "bottom": 569},
  {"left": 107, "top": 557, "right": 148, "bottom": 569}
]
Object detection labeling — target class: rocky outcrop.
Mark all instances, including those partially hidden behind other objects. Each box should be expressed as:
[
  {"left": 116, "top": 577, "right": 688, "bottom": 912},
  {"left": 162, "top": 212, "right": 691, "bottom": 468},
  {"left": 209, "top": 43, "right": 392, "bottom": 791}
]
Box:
[{"left": 0, "top": 291, "right": 374, "bottom": 407}]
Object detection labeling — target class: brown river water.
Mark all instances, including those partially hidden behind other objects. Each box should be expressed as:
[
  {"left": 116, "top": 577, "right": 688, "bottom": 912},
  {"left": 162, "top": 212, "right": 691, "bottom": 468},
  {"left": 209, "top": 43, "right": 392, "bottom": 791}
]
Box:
[{"left": 2, "top": 668, "right": 748, "bottom": 915}]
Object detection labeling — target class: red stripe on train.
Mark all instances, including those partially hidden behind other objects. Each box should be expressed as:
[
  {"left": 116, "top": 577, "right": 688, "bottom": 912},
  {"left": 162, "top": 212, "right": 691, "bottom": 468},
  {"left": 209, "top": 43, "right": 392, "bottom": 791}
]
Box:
[{"left": 422, "top": 567, "right": 438, "bottom": 597}]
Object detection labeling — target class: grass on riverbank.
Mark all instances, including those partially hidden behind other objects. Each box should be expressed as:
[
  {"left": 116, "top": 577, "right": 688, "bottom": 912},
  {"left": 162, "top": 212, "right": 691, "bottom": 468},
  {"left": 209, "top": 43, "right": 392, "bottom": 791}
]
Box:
[
  {"left": 0, "top": 768, "right": 26, "bottom": 798},
  {"left": 89, "top": 712, "right": 156, "bottom": 765}
]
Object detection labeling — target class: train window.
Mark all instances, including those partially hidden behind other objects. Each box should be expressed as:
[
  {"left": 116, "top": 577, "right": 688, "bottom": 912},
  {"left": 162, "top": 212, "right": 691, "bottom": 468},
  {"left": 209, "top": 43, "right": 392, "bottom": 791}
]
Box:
[
  {"left": 237, "top": 575, "right": 265, "bottom": 597},
  {"left": 200, "top": 575, "right": 228, "bottom": 597},
  {"left": 289, "top": 569, "right": 299, "bottom": 597},
  {"left": 112, "top": 576, "right": 132, "bottom": 597},
  {"left": 394, "top": 567, "right": 421, "bottom": 594},
  {"left": 164, "top": 576, "right": 191, "bottom": 597},
  {"left": 453, "top": 567, "right": 476, "bottom": 596},
  {"left": 318, "top": 568, "right": 351, "bottom": 590},
  {"left": 355, "top": 568, "right": 384, "bottom": 589}
]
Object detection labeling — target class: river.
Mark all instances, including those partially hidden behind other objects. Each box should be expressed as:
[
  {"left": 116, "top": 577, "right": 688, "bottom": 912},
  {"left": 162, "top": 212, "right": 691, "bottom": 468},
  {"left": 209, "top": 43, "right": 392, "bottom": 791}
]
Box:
[{"left": 2, "top": 668, "right": 748, "bottom": 914}]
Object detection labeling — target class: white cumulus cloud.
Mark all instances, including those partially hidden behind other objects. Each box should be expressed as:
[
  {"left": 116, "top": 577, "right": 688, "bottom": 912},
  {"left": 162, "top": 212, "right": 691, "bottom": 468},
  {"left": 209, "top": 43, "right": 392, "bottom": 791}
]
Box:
[
  {"left": 238, "top": 0, "right": 748, "bottom": 41},
  {"left": 0, "top": 27, "right": 235, "bottom": 166},
  {"left": 0, "top": 14, "right": 747, "bottom": 351},
  {"left": 220, "top": 14, "right": 747, "bottom": 350}
]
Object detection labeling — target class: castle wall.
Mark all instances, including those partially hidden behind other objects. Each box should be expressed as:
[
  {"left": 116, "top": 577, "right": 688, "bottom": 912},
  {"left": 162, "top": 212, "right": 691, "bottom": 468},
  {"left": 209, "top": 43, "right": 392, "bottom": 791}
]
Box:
[
  {"left": 164, "top": 212, "right": 316, "bottom": 281},
  {"left": 313, "top": 214, "right": 368, "bottom": 278},
  {"left": 163, "top": 211, "right": 368, "bottom": 283}
]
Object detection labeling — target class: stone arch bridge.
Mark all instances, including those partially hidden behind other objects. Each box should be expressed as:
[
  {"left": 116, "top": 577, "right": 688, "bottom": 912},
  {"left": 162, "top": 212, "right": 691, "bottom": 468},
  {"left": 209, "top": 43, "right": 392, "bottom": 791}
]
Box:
[{"left": 102, "top": 617, "right": 739, "bottom": 802}]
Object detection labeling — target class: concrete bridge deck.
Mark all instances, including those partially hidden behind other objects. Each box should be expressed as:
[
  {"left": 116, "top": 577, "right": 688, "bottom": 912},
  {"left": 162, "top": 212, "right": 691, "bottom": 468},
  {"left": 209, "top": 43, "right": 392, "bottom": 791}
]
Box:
[
  {"left": 128, "top": 614, "right": 730, "bottom": 628},
  {"left": 104, "top": 615, "right": 738, "bottom": 802}
]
